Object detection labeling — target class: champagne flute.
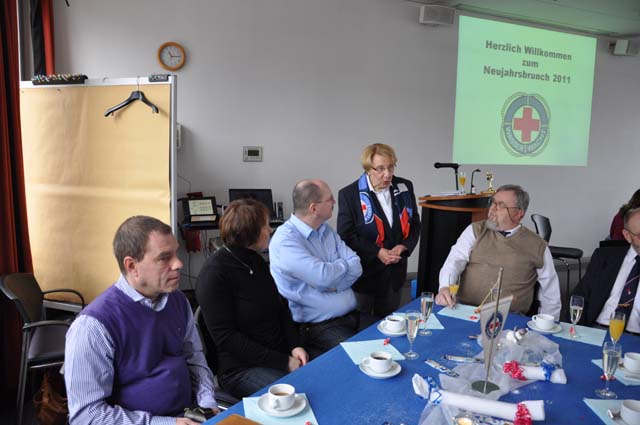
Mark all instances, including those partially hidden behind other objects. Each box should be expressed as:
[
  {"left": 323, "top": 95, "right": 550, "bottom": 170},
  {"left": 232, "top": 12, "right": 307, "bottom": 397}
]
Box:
[
  {"left": 609, "top": 311, "right": 626, "bottom": 344},
  {"left": 449, "top": 279, "right": 460, "bottom": 309},
  {"left": 569, "top": 295, "right": 584, "bottom": 339},
  {"left": 458, "top": 171, "right": 467, "bottom": 193},
  {"left": 596, "top": 341, "right": 621, "bottom": 399},
  {"left": 419, "top": 292, "right": 434, "bottom": 336},
  {"left": 404, "top": 310, "right": 421, "bottom": 360}
]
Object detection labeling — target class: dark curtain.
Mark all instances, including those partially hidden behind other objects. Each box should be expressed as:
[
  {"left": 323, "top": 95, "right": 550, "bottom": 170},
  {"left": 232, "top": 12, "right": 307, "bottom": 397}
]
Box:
[
  {"left": 30, "top": 0, "right": 55, "bottom": 76},
  {"left": 1, "top": 0, "right": 34, "bottom": 409}
]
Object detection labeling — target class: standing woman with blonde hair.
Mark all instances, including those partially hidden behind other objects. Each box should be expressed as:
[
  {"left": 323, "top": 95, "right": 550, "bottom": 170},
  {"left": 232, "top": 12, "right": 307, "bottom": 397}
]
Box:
[{"left": 337, "top": 143, "right": 421, "bottom": 320}]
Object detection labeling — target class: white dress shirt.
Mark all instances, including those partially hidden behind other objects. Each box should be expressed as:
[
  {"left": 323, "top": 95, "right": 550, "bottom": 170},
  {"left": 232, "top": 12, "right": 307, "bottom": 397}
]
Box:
[
  {"left": 366, "top": 174, "right": 393, "bottom": 228},
  {"left": 439, "top": 223, "right": 562, "bottom": 319},
  {"left": 595, "top": 247, "right": 640, "bottom": 333}
]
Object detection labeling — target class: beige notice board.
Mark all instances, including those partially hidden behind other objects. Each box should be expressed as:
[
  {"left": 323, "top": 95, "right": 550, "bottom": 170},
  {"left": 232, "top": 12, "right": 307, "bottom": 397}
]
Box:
[{"left": 19, "top": 78, "right": 175, "bottom": 302}]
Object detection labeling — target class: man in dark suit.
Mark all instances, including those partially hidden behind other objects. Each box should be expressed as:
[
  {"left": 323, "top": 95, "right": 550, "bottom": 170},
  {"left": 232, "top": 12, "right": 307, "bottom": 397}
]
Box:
[{"left": 572, "top": 207, "right": 640, "bottom": 333}]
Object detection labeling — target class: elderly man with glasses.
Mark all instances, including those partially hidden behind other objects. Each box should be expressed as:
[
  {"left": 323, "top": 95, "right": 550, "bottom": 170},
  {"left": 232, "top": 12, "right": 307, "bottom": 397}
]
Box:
[
  {"left": 435, "top": 184, "right": 561, "bottom": 318},
  {"left": 571, "top": 207, "right": 640, "bottom": 334}
]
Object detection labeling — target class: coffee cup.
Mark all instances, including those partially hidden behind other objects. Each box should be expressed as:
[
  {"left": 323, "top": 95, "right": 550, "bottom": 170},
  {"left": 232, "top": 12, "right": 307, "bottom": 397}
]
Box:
[
  {"left": 621, "top": 399, "right": 640, "bottom": 425},
  {"left": 532, "top": 313, "right": 555, "bottom": 330},
  {"left": 362, "top": 351, "right": 392, "bottom": 373},
  {"left": 624, "top": 352, "right": 640, "bottom": 374},
  {"left": 268, "top": 383, "right": 296, "bottom": 411},
  {"left": 384, "top": 315, "right": 405, "bottom": 332}
]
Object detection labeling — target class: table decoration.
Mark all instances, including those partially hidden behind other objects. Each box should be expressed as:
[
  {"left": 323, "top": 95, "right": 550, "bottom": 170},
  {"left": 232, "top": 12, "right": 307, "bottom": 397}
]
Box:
[
  {"left": 502, "top": 361, "right": 567, "bottom": 384},
  {"left": 412, "top": 374, "right": 545, "bottom": 422}
]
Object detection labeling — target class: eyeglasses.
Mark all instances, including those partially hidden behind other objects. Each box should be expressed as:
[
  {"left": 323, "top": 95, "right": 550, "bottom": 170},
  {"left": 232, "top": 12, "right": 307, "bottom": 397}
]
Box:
[
  {"left": 488, "top": 197, "right": 520, "bottom": 211},
  {"left": 625, "top": 227, "right": 640, "bottom": 239},
  {"left": 316, "top": 196, "right": 335, "bottom": 204},
  {"left": 371, "top": 165, "right": 395, "bottom": 174}
]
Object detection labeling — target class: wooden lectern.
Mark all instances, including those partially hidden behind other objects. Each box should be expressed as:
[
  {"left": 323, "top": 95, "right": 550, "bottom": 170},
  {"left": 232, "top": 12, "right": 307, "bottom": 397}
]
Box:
[{"left": 416, "top": 194, "right": 492, "bottom": 294}]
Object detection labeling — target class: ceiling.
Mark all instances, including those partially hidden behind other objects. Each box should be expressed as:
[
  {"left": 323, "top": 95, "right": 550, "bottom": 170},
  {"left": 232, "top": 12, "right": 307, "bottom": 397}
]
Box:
[{"left": 415, "top": 0, "right": 640, "bottom": 38}]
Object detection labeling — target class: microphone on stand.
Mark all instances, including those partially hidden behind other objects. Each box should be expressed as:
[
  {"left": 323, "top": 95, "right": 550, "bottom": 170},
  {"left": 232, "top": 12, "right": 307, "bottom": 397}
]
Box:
[
  {"left": 434, "top": 162, "right": 460, "bottom": 191},
  {"left": 470, "top": 168, "right": 482, "bottom": 194}
]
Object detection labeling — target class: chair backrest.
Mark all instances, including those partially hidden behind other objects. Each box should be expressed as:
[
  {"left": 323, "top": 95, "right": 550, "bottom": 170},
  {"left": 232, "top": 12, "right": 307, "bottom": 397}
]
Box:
[
  {"left": 0, "top": 273, "right": 44, "bottom": 324},
  {"left": 531, "top": 214, "right": 552, "bottom": 242},
  {"left": 193, "top": 306, "right": 219, "bottom": 374}
]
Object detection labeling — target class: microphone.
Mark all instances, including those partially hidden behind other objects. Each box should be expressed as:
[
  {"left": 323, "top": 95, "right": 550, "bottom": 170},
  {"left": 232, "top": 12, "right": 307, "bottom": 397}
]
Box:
[
  {"left": 434, "top": 162, "right": 461, "bottom": 191},
  {"left": 433, "top": 162, "right": 460, "bottom": 170},
  {"left": 470, "top": 168, "right": 481, "bottom": 194}
]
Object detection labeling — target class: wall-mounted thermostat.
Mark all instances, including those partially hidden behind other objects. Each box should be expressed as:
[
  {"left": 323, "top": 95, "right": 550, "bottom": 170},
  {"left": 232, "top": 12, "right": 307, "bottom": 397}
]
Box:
[{"left": 243, "top": 146, "right": 263, "bottom": 162}]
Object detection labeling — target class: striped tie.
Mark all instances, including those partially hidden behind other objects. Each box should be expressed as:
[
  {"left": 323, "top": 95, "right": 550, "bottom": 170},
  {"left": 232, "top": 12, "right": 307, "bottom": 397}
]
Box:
[{"left": 617, "top": 255, "right": 640, "bottom": 327}]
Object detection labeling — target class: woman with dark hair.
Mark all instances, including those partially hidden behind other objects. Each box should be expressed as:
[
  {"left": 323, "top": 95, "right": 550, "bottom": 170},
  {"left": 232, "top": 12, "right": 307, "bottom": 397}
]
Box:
[
  {"left": 196, "top": 199, "right": 308, "bottom": 398},
  {"left": 611, "top": 189, "right": 640, "bottom": 240}
]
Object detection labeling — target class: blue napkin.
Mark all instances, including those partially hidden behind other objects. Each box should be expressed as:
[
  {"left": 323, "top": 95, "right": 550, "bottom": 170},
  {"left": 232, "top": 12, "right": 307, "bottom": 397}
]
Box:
[
  {"left": 590, "top": 359, "right": 640, "bottom": 386},
  {"left": 583, "top": 398, "right": 623, "bottom": 424},
  {"left": 340, "top": 339, "right": 406, "bottom": 364},
  {"left": 437, "top": 303, "right": 480, "bottom": 322},
  {"left": 554, "top": 323, "right": 606, "bottom": 346},
  {"left": 243, "top": 393, "right": 318, "bottom": 425}
]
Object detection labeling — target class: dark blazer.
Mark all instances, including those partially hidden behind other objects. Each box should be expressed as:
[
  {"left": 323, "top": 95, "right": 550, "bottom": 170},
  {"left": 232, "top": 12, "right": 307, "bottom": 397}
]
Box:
[
  {"left": 571, "top": 245, "right": 630, "bottom": 326},
  {"left": 337, "top": 176, "right": 421, "bottom": 294}
]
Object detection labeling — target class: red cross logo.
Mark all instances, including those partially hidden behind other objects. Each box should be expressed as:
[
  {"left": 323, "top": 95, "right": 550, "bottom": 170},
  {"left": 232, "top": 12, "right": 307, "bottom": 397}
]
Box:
[{"left": 513, "top": 107, "right": 540, "bottom": 142}]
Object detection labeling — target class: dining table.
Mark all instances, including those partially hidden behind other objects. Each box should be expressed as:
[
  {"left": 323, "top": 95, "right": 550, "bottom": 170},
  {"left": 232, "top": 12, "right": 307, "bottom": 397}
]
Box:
[{"left": 204, "top": 298, "right": 640, "bottom": 425}]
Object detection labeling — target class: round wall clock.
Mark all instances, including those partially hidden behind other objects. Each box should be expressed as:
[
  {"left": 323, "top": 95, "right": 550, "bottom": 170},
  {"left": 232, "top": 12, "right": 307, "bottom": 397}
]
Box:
[{"left": 158, "top": 42, "right": 186, "bottom": 71}]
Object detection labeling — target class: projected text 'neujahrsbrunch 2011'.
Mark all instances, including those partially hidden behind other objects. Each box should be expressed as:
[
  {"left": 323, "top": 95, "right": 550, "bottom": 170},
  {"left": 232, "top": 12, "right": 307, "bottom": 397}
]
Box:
[{"left": 452, "top": 16, "right": 596, "bottom": 166}]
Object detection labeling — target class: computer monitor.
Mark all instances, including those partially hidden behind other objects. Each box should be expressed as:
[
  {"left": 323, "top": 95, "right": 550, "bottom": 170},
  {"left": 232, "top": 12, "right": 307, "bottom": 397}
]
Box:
[{"left": 228, "top": 189, "right": 275, "bottom": 219}]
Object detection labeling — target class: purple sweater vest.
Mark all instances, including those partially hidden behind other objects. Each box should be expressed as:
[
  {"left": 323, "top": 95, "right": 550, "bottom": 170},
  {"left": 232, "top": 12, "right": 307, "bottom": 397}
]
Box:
[{"left": 82, "top": 285, "right": 192, "bottom": 416}]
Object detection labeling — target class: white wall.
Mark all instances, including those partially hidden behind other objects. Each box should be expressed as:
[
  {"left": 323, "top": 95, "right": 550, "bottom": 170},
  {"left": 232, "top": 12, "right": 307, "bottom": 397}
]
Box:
[{"left": 52, "top": 0, "right": 640, "bottom": 278}]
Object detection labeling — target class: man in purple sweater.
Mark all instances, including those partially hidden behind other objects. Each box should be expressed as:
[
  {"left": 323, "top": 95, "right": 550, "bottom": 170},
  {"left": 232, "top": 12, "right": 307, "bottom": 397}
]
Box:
[{"left": 64, "top": 216, "right": 220, "bottom": 424}]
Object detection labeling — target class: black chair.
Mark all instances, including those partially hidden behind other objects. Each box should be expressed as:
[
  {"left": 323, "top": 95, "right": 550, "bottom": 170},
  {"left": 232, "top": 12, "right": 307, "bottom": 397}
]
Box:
[
  {"left": 530, "top": 214, "right": 583, "bottom": 310},
  {"left": 0, "top": 273, "right": 85, "bottom": 425},
  {"left": 193, "top": 306, "right": 240, "bottom": 409}
]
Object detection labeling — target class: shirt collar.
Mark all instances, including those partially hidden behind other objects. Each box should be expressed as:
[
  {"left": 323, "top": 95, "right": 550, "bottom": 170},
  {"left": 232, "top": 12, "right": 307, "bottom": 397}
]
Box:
[
  {"left": 366, "top": 173, "right": 392, "bottom": 195},
  {"left": 115, "top": 274, "right": 169, "bottom": 311},
  {"left": 290, "top": 213, "right": 327, "bottom": 240},
  {"left": 625, "top": 246, "right": 639, "bottom": 262},
  {"left": 500, "top": 224, "right": 522, "bottom": 236}
]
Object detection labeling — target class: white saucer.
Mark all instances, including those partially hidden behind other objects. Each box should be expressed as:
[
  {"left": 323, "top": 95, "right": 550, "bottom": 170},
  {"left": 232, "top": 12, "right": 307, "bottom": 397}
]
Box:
[
  {"left": 359, "top": 360, "right": 402, "bottom": 379},
  {"left": 620, "top": 363, "right": 640, "bottom": 380},
  {"left": 256, "top": 393, "right": 307, "bottom": 417},
  {"left": 527, "top": 320, "right": 562, "bottom": 334},
  {"left": 377, "top": 321, "right": 406, "bottom": 337}
]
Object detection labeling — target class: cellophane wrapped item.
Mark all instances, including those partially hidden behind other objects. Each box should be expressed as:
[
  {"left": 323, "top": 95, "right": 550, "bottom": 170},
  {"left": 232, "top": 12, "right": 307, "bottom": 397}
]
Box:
[{"left": 418, "top": 330, "right": 560, "bottom": 425}]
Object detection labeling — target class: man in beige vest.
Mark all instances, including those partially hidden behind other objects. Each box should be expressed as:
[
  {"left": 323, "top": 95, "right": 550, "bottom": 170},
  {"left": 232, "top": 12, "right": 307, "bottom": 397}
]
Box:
[{"left": 435, "top": 184, "right": 561, "bottom": 318}]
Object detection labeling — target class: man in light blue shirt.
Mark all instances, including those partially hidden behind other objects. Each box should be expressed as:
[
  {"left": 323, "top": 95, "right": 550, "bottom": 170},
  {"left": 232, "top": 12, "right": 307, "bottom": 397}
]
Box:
[{"left": 270, "top": 179, "right": 362, "bottom": 358}]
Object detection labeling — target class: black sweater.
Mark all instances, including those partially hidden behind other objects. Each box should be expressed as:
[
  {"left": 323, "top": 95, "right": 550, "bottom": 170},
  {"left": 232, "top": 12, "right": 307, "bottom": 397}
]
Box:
[{"left": 195, "top": 246, "right": 300, "bottom": 375}]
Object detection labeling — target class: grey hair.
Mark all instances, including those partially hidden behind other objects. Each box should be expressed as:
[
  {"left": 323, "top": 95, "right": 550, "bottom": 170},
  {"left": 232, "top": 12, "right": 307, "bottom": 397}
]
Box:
[
  {"left": 624, "top": 207, "right": 640, "bottom": 228},
  {"left": 292, "top": 180, "right": 323, "bottom": 215},
  {"left": 496, "top": 184, "right": 530, "bottom": 212}
]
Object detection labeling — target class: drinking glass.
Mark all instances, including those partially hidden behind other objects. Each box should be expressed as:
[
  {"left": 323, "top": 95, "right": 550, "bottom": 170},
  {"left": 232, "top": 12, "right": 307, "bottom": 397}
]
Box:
[
  {"left": 405, "top": 310, "right": 421, "bottom": 360},
  {"left": 596, "top": 341, "right": 621, "bottom": 399},
  {"left": 569, "top": 295, "right": 584, "bottom": 339},
  {"left": 419, "top": 292, "right": 434, "bottom": 336},
  {"left": 449, "top": 280, "right": 460, "bottom": 309},
  {"left": 609, "top": 311, "right": 626, "bottom": 344},
  {"left": 458, "top": 171, "right": 467, "bottom": 192}
]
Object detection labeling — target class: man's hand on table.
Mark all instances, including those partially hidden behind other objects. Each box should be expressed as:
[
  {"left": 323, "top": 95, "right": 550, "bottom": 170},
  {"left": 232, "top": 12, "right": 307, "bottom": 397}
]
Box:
[{"left": 435, "top": 287, "right": 456, "bottom": 308}]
